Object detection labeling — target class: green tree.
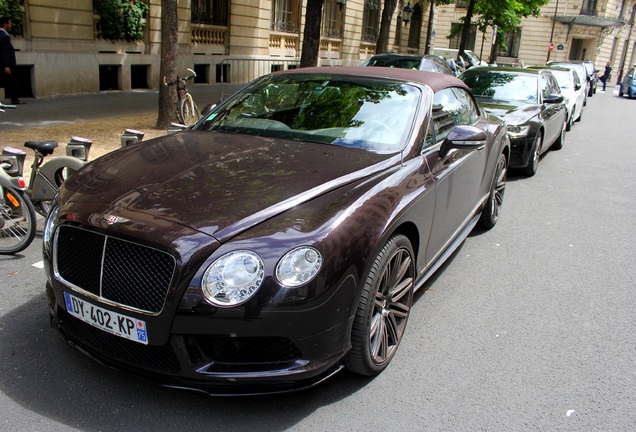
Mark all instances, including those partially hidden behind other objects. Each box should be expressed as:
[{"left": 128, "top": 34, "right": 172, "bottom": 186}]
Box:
[
  {"left": 94, "top": 0, "right": 149, "bottom": 42},
  {"left": 457, "top": 0, "right": 547, "bottom": 60},
  {"left": 0, "top": 0, "right": 23, "bottom": 35}
]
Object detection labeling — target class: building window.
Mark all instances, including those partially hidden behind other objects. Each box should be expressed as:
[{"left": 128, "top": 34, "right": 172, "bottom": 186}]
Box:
[
  {"left": 498, "top": 27, "right": 522, "bottom": 57},
  {"left": 449, "top": 23, "right": 476, "bottom": 50},
  {"left": 271, "top": 0, "right": 301, "bottom": 33},
  {"left": 455, "top": 0, "right": 468, "bottom": 8},
  {"left": 322, "top": 0, "right": 344, "bottom": 38},
  {"left": 191, "top": 0, "right": 228, "bottom": 26},
  {"left": 407, "top": 3, "right": 422, "bottom": 49},
  {"left": 581, "top": 0, "right": 597, "bottom": 15},
  {"left": 361, "top": 0, "right": 380, "bottom": 43}
]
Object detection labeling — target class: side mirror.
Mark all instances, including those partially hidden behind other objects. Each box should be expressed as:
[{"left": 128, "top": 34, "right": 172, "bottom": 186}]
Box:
[
  {"left": 574, "top": 83, "right": 582, "bottom": 91},
  {"left": 544, "top": 94, "right": 564, "bottom": 104},
  {"left": 439, "top": 125, "right": 487, "bottom": 157}
]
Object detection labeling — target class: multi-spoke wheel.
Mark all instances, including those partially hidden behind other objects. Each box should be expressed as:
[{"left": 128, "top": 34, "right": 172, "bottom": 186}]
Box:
[
  {"left": 346, "top": 234, "right": 415, "bottom": 376},
  {"left": 179, "top": 94, "right": 201, "bottom": 127},
  {"left": 479, "top": 152, "right": 507, "bottom": 229}
]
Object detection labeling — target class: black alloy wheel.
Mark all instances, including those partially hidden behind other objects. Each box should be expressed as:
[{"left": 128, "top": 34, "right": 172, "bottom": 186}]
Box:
[
  {"left": 346, "top": 234, "right": 415, "bottom": 376},
  {"left": 479, "top": 152, "right": 507, "bottom": 229}
]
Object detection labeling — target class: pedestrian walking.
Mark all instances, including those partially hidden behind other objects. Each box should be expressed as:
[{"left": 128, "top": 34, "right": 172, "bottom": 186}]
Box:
[
  {"left": 0, "top": 16, "right": 25, "bottom": 104},
  {"left": 600, "top": 61, "right": 612, "bottom": 92}
]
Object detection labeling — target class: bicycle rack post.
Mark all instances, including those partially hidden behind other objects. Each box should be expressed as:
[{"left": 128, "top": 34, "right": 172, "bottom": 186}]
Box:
[{"left": 66, "top": 136, "right": 93, "bottom": 161}]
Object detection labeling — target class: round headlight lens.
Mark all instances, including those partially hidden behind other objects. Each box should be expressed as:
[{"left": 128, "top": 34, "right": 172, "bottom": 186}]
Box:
[
  {"left": 201, "top": 250, "right": 264, "bottom": 307},
  {"left": 276, "top": 247, "right": 322, "bottom": 287}
]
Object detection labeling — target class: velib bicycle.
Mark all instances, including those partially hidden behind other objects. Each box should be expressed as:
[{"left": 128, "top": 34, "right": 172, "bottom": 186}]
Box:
[
  {"left": 0, "top": 103, "right": 37, "bottom": 254},
  {"left": 164, "top": 68, "right": 201, "bottom": 126}
]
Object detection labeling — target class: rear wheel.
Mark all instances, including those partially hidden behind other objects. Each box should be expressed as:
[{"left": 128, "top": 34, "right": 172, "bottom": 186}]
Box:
[
  {"left": 0, "top": 186, "right": 37, "bottom": 255},
  {"left": 479, "top": 153, "right": 507, "bottom": 229},
  {"left": 619, "top": 87, "right": 624, "bottom": 97},
  {"left": 552, "top": 120, "right": 566, "bottom": 150},
  {"left": 346, "top": 234, "right": 415, "bottom": 376}
]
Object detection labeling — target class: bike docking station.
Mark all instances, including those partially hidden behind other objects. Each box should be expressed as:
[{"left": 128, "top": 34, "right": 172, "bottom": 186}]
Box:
[
  {"left": 120, "top": 129, "right": 145, "bottom": 148},
  {"left": 66, "top": 136, "right": 93, "bottom": 161},
  {"left": 167, "top": 122, "right": 188, "bottom": 134},
  {"left": 1, "top": 147, "right": 27, "bottom": 178}
]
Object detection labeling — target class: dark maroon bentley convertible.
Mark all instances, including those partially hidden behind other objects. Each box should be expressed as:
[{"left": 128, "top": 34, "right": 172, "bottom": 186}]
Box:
[{"left": 43, "top": 67, "right": 509, "bottom": 395}]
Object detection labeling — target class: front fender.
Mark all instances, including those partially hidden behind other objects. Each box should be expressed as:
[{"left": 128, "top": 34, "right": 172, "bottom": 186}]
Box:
[{"left": 31, "top": 156, "right": 85, "bottom": 200}]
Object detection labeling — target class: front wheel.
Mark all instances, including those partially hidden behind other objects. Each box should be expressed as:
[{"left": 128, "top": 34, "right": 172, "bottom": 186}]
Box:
[
  {"left": 479, "top": 153, "right": 507, "bottom": 229},
  {"left": 522, "top": 131, "right": 542, "bottom": 177},
  {"left": 346, "top": 234, "right": 415, "bottom": 376},
  {"left": 179, "top": 94, "right": 201, "bottom": 127},
  {"left": 552, "top": 120, "right": 566, "bottom": 150},
  {"left": 0, "top": 186, "right": 37, "bottom": 254}
]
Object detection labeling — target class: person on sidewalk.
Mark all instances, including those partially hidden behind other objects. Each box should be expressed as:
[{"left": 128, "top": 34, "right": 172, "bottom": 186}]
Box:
[
  {"left": 599, "top": 61, "right": 612, "bottom": 92},
  {"left": 0, "top": 16, "right": 25, "bottom": 104}
]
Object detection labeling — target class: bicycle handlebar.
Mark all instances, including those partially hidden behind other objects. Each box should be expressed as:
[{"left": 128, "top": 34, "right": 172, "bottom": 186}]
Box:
[
  {"left": 163, "top": 68, "right": 197, "bottom": 87},
  {"left": 0, "top": 103, "right": 17, "bottom": 111}
]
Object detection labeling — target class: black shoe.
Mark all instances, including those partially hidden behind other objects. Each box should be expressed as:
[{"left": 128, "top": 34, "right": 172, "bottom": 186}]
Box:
[{"left": 11, "top": 100, "right": 26, "bottom": 104}]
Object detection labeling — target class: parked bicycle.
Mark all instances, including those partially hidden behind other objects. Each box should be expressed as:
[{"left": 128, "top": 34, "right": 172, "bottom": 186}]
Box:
[
  {"left": 164, "top": 68, "right": 201, "bottom": 126},
  {"left": 1, "top": 132, "right": 92, "bottom": 217},
  {"left": 0, "top": 103, "right": 37, "bottom": 254}
]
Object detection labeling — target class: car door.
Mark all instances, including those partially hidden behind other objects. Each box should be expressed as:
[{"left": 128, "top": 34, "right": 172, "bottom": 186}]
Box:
[
  {"left": 422, "top": 87, "right": 488, "bottom": 264},
  {"left": 539, "top": 72, "right": 564, "bottom": 147}
]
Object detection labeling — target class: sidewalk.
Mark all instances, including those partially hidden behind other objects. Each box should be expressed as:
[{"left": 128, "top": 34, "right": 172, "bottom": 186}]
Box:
[{"left": 1, "top": 84, "right": 227, "bottom": 132}]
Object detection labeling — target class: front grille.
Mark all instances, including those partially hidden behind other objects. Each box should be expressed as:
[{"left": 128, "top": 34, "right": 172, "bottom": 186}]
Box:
[
  {"left": 55, "top": 226, "right": 176, "bottom": 313},
  {"left": 59, "top": 308, "right": 181, "bottom": 372}
]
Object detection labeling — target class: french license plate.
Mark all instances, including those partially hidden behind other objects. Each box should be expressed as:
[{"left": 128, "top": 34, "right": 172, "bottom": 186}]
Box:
[{"left": 64, "top": 292, "right": 148, "bottom": 345}]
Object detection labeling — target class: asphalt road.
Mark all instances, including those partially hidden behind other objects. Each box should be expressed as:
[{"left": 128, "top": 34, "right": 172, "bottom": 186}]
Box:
[{"left": 1, "top": 86, "right": 634, "bottom": 431}]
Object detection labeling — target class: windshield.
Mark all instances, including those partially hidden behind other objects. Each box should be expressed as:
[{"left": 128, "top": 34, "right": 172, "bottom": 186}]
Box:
[
  {"left": 365, "top": 56, "right": 423, "bottom": 70},
  {"left": 549, "top": 70, "right": 572, "bottom": 89},
  {"left": 196, "top": 74, "right": 420, "bottom": 154},
  {"left": 462, "top": 71, "right": 538, "bottom": 102}
]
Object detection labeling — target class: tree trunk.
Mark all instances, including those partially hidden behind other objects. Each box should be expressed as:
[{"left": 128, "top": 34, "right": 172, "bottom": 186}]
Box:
[
  {"left": 424, "top": 0, "right": 434, "bottom": 55},
  {"left": 376, "top": 0, "right": 399, "bottom": 54},
  {"left": 156, "top": 0, "right": 179, "bottom": 129},
  {"left": 458, "top": 0, "right": 476, "bottom": 58},
  {"left": 300, "top": 0, "right": 325, "bottom": 68}
]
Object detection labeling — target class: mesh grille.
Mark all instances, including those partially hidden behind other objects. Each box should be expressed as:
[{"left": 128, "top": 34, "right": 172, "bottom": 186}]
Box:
[
  {"left": 56, "top": 226, "right": 176, "bottom": 313},
  {"left": 60, "top": 308, "right": 181, "bottom": 372}
]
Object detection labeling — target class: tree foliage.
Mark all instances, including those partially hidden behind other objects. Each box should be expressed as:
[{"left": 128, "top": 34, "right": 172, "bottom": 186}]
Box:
[
  {"left": 0, "top": 0, "right": 23, "bottom": 35},
  {"left": 94, "top": 0, "right": 149, "bottom": 42}
]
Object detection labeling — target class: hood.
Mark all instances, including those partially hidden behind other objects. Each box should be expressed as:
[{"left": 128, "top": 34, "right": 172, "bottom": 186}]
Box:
[
  {"left": 476, "top": 98, "right": 540, "bottom": 126},
  {"left": 62, "top": 130, "right": 395, "bottom": 241}
]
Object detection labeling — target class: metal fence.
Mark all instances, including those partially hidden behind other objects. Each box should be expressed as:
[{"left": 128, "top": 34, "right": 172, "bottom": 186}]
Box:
[{"left": 219, "top": 58, "right": 300, "bottom": 100}]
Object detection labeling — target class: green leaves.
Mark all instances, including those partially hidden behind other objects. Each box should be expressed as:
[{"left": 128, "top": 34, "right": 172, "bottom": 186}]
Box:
[
  {"left": 0, "top": 0, "right": 23, "bottom": 36},
  {"left": 94, "top": 0, "right": 149, "bottom": 42}
]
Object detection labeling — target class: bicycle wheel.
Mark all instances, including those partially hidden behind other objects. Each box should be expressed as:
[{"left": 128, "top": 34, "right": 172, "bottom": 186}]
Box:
[
  {"left": 37, "top": 166, "right": 77, "bottom": 216},
  {"left": 179, "top": 94, "right": 201, "bottom": 127},
  {"left": 0, "top": 186, "right": 37, "bottom": 254}
]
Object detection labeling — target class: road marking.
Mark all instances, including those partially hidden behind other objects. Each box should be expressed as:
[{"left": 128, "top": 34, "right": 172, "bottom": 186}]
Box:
[{"left": 32, "top": 261, "right": 44, "bottom": 269}]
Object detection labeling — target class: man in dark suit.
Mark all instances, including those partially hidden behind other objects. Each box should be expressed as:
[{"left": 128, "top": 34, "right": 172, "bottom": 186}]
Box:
[{"left": 0, "top": 16, "right": 24, "bottom": 104}]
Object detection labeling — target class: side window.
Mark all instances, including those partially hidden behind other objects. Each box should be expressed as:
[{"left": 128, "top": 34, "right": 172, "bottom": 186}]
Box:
[
  {"left": 429, "top": 88, "right": 479, "bottom": 145},
  {"left": 541, "top": 76, "right": 551, "bottom": 99}
]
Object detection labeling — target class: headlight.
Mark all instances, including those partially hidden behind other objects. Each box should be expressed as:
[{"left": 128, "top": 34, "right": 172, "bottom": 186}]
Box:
[
  {"left": 43, "top": 204, "right": 59, "bottom": 251},
  {"left": 506, "top": 124, "right": 530, "bottom": 138},
  {"left": 201, "top": 250, "right": 264, "bottom": 307},
  {"left": 276, "top": 247, "right": 322, "bottom": 287}
]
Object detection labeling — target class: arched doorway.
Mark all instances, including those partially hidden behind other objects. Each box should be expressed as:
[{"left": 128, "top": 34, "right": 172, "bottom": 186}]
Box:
[{"left": 408, "top": 3, "right": 422, "bottom": 51}]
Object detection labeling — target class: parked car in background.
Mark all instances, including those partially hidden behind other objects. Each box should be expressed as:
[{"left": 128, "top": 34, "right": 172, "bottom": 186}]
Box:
[
  {"left": 527, "top": 65, "right": 585, "bottom": 130},
  {"left": 433, "top": 48, "right": 487, "bottom": 69},
  {"left": 619, "top": 66, "right": 636, "bottom": 98},
  {"left": 548, "top": 61, "right": 595, "bottom": 98},
  {"left": 43, "top": 67, "right": 510, "bottom": 395},
  {"left": 362, "top": 53, "right": 456, "bottom": 75},
  {"left": 460, "top": 66, "right": 567, "bottom": 176},
  {"left": 583, "top": 61, "right": 599, "bottom": 95}
]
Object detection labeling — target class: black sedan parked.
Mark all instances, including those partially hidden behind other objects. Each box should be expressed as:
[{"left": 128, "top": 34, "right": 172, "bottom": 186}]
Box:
[
  {"left": 460, "top": 66, "right": 567, "bottom": 176},
  {"left": 43, "top": 67, "right": 509, "bottom": 395}
]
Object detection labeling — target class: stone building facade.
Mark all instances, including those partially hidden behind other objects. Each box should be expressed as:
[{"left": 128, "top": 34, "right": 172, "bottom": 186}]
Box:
[{"left": 4, "top": 0, "right": 636, "bottom": 99}]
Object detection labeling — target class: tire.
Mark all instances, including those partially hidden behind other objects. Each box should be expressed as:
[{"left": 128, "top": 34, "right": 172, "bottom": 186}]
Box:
[
  {"left": 522, "top": 131, "right": 542, "bottom": 177},
  {"left": 38, "top": 166, "right": 77, "bottom": 216},
  {"left": 575, "top": 107, "right": 582, "bottom": 123},
  {"left": 565, "top": 112, "right": 573, "bottom": 131},
  {"left": 619, "top": 87, "right": 624, "bottom": 97},
  {"left": 346, "top": 234, "right": 415, "bottom": 376},
  {"left": 629, "top": 88, "right": 633, "bottom": 99},
  {"left": 179, "top": 94, "right": 201, "bottom": 127},
  {"left": 552, "top": 120, "right": 566, "bottom": 151},
  {"left": 479, "top": 153, "right": 507, "bottom": 229},
  {"left": 0, "top": 186, "right": 37, "bottom": 255}
]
